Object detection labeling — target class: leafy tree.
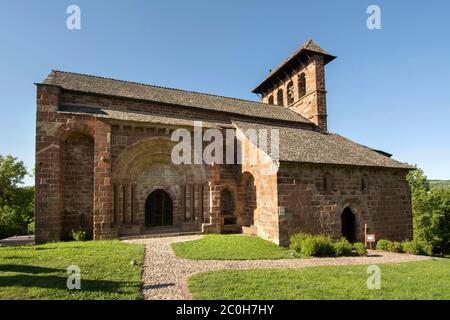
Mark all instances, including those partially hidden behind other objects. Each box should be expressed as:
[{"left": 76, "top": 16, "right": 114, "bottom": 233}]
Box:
[
  {"left": 407, "top": 167, "right": 450, "bottom": 253},
  {"left": 0, "top": 154, "right": 34, "bottom": 239},
  {"left": 0, "top": 154, "right": 27, "bottom": 207}
]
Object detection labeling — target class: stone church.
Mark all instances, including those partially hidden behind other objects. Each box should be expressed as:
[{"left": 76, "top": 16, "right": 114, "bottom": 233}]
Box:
[{"left": 35, "top": 39, "right": 413, "bottom": 245}]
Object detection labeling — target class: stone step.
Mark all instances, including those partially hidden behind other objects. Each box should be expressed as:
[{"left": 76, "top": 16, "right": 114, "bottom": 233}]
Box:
[
  {"left": 221, "top": 224, "right": 243, "bottom": 234},
  {"left": 118, "top": 224, "right": 142, "bottom": 236},
  {"left": 119, "top": 230, "right": 202, "bottom": 240}
]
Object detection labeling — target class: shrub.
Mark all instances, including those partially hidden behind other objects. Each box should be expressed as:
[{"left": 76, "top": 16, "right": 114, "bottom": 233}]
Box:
[
  {"left": 300, "top": 235, "right": 335, "bottom": 257},
  {"left": 388, "top": 241, "right": 404, "bottom": 253},
  {"left": 333, "top": 238, "right": 353, "bottom": 256},
  {"left": 71, "top": 229, "right": 88, "bottom": 241},
  {"left": 299, "top": 237, "right": 319, "bottom": 257},
  {"left": 402, "top": 240, "right": 422, "bottom": 255},
  {"left": 375, "top": 239, "right": 391, "bottom": 251},
  {"left": 353, "top": 242, "right": 367, "bottom": 256},
  {"left": 316, "top": 235, "right": 335, "bottom": 257},
  {"left": 289, "top": 233, "right": 309, "bottom": 254},
  {"left": 419, "top": 241, "right": 434, "bottom": 256},
  {"left": 27, "top": 220, "right": 35, "bottom": 235},
  {"left": 402, "top": 240, "right": 433, "bottom": 256},
  {"left": 0, "top": 206, "right": 23, "bottom": 239}
]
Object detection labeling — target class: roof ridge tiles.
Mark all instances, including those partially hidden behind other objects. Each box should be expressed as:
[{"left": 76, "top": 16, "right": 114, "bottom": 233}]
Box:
[{"left": 48, "top": 69, "right": 282, "bottom": 108}]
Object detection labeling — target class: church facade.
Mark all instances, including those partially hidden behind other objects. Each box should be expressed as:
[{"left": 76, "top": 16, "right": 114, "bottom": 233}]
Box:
[{"left": 35, "top": 40, "right": 413, "bottom": 245}]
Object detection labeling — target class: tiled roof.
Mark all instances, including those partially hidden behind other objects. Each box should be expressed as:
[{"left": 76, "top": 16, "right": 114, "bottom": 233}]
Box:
[
  {"left": 59, "top": 105, "right": 230, "bottom": 129},
  {"left": 252, "top": 39, "right": 336, "bottom": 94},
  {"left": 42, "top": 70, "right": 313, "bottom": 125},
  {"left": 232, "top": 121, "right": 412, "bottom": 169},
  {"left": 43, "top": 70, "right": 410, "bottom": 170}
]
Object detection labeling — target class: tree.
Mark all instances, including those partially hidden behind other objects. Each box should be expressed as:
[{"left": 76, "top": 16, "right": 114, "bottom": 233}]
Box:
[
  {"left": 0, "top": 154, "right": 27, "bottom": 207},
  {"left": 0, "top": 154, "right": 34, "bottom": 239},
  {"left": 407, "top": 167, "right": 450, "bottom": 253}
]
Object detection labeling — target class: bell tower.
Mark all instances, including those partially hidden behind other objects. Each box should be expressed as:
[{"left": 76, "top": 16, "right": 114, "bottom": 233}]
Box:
[{"left": 252, "top": 39, "right": 336, "bottom": 132}]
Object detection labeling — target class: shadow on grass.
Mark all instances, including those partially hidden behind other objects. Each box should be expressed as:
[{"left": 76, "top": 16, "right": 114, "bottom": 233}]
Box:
[
  {"left": 142, "top": 283, "right": 175, "bottom": 290},
  {"left": 0, "top": 274, "right": 135, "bottom": 293},
  {"left": 1, "top": 256, "right": 34, "bottom": 261},
  {"left": 0, "top": 264, "right": 64, "bottom": 274}
]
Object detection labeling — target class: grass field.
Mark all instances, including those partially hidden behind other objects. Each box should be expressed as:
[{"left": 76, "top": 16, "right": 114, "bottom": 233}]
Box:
[
  {"left": 188, "top": 259, "right": 450, "bottom": 300},
  {"left": 0, "top": 240, "right": 144, "bottom": 300},
  {"left": 172, "top": 234, "right": 291, "bottom": 260}
]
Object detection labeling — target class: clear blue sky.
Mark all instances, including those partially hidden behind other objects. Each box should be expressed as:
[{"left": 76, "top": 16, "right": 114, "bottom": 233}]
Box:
[{"left": 1, "top": 0, "right": 449, "bottom": 185}]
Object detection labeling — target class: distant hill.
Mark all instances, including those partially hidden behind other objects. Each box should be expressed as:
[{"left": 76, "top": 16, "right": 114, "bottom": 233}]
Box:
[{"left": 429, "top": 180, "right": 450, "bottom": 190}]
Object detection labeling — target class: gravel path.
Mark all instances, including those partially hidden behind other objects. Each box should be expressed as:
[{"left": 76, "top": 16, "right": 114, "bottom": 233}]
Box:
[{"left": 125, "top": 235, "right": 432, "bottom": 300}]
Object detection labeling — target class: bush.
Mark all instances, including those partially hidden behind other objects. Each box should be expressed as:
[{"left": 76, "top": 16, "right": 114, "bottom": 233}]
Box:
[
  {"left": 0, "top": 206, "right": 23, "bottom": 239},
  {"left": 333, "top": 238, "right": 353, "bottom": 256},
  {"left": 388, "top": 241, "right": 404, "bottom": 253},
  {"left": 375, "top": 239, "right": 391, "bottom": 251},
  {"left": 353, "top": 242, "right": 367, "bottom": 256},
  {"left": 27, "top": 220, "right": 35, "bottom": 235},
  {"left": 300, "top": 235, "right": 335, "bottom": 257},
  {"left": 71, "top": 229, "right": 88, "bottom": 241},
  {"left": 419, "top": 242, "right": 434, "bottom": 256},
  {"left": 402, "top": 240, "right": 422, "bottom": 255},
  {"left": 298, "top": 237, "right": 319, "bottom": 257},
  {"left": 403, "top": 240, "right": 433, "bottom": 256},
  {"left": 289, "top": 233, "right": 369, "bottom": 258},
  {"left": 289, "top": 233, "right": 309, "bottom": 254}
]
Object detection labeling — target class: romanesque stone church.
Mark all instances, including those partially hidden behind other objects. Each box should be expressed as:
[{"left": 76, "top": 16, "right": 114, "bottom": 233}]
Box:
[{"left": 35, "top": 39, "right": 413, "bottom": 245}]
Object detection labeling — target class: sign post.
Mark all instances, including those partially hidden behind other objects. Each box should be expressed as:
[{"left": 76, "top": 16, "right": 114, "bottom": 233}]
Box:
[
  {"left": 366, "top": 234, "right": 376, "bottom": 249},
  {"left": 364, "top": 223, "right": 376, "bottom": 249}
]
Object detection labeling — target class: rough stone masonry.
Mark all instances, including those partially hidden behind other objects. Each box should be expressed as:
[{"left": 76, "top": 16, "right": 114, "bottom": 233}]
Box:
[{"left": 34, "top": 39, "right": 413, "bottom": 245}]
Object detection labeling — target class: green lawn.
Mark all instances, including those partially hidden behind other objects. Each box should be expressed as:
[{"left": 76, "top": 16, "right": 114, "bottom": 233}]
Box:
[
  {"left": 172, "top": 234, "right": 291, "bottom": 260},
  {"left": 0, "top": 240, "right": 144, "bottom": 300},
  {"left": 188, "top": 259, "right": 450, "bottom": 300}
]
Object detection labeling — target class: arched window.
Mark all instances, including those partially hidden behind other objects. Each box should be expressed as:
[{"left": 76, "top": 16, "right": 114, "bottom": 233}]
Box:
[
  {"left": 323, "top": 173, "right": 333, "bottom": 192},
  {"left": 287, "top": 81, "right": 294, "bottom": 105},
  {"left": 268, "top": 95, "right": 274, "bottom": 105},
  {"left": 277, "top": 89, "right": 284, "bottom": 106},
  {"left": 361, "top": 177, "right": 368, "bottom": 193},
  {"left": 298, "top": 73, "right": 306, "bottom": 98}
]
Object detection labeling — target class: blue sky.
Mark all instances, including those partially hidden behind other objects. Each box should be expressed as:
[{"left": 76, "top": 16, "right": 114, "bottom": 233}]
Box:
[{"left": 0, "top": 0, "right": 449, "bottom": 185}]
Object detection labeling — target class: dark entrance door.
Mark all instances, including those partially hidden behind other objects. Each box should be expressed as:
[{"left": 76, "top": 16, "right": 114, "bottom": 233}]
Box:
[
  {"left": 145, "top": 190, "right": 173, "bottom": 227},
  {"left": 341, "top": 207, "right": 356, "bottom": 243}
]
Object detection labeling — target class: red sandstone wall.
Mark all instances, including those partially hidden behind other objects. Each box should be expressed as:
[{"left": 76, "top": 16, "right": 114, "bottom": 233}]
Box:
[
  {"left": 36, "top": 84, "right": 413, "bottom": 246},
  {"left": 277, "top": 162, "right": 413, "bottom": 246},
  {"left": 62, "top": 132, "right": 94, "bottom": 238},
  {"left": 35, "top": 85, "right": 115, "bottom": 243}
]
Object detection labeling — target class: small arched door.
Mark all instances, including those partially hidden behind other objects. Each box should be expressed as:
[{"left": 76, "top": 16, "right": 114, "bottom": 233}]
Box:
[
  {"left": 341, "top": 207, "right": 356, "bottom": 243},
  {"left": 145, "top": 190, "right": 173, "bottom": 227}
]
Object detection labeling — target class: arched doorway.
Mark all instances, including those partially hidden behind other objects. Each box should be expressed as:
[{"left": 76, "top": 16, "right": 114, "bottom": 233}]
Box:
[
  {"left": 220, "top": 188, "right": 236, "bottom": 225},
  {"left": 145, "top": 190, "right": 173, "bottom": 227},
  {"left": 241, "top": 172, "right": 257, "bottom": 226},
  {"left": 341, "top": 207, "right": 356, "bottom": 243}
]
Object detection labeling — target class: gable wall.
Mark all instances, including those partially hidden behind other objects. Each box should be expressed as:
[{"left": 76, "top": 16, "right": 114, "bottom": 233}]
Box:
[{"left": 277, "top": 162, "right": 413, "bottom": 246}]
